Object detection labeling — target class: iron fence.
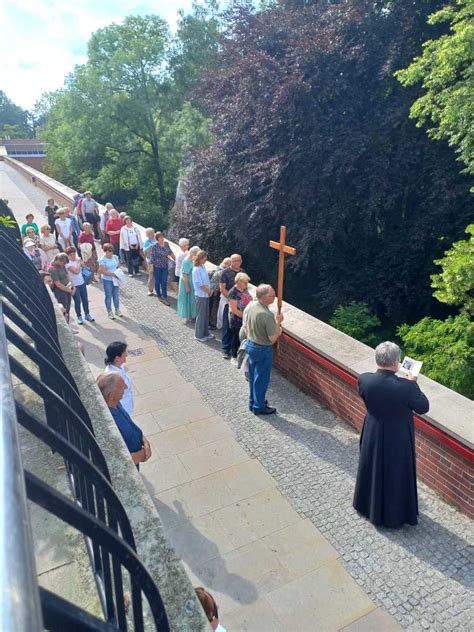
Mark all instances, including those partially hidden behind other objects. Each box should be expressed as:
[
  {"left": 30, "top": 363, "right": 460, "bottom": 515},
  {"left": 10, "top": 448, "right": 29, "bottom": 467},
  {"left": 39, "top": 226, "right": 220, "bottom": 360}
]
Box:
[{"left": 0, "top": 230, "right": 170, "bottom": 631}]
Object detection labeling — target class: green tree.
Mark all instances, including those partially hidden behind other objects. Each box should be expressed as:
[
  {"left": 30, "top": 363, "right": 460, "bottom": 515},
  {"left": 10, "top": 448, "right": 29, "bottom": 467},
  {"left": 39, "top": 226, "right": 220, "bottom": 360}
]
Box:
[
  {"left": 396, "top": 0, "right": 474, "bottom": 181},
  {"left": 330, "top": 302, "right": 382, "bottom": 347},
  {"left": 0, "top": 91, "right": 30, "bottom": 138},
  {"left": 431, "top": 224, "right": 474, "bottom": 314},
  {"left": 175, "top": 0, "right": 473, "bottom": 324},
  {"left": 40, "top": 8, "right": 218, "bottom": 227},
  {"left": 398, "top": 314, "right": 474, "bottom": 398}
]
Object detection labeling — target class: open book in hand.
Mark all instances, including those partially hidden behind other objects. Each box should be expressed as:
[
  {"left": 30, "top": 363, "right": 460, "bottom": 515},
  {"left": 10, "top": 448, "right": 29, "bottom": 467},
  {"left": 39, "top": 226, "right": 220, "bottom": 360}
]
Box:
[{"left": 399, "top": 356, "right": 423, "bottom": 378}]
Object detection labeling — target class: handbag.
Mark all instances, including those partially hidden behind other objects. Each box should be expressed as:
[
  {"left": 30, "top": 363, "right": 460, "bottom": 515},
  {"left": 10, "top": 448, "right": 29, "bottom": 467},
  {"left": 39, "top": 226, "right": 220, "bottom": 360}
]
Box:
[{"left": 81, "top": 266, "right": 92, "bottom": 284}]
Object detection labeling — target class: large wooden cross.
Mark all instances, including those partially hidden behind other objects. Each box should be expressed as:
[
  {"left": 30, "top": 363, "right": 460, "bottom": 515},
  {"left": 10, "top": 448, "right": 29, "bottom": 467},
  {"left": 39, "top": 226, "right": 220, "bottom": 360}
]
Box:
[{"left": 269, "top": 225, "right": 296, "bottom": 315}]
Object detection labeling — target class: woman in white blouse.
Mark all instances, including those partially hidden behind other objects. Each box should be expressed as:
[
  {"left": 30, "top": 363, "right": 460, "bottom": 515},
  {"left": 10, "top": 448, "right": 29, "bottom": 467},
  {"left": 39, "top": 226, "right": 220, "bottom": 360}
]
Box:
[
  {"left": 104, "top": 341, "right": 134, "bottom": 415},
  {"left": 119, "top": 216, "right": 143, "bottom": 277}
]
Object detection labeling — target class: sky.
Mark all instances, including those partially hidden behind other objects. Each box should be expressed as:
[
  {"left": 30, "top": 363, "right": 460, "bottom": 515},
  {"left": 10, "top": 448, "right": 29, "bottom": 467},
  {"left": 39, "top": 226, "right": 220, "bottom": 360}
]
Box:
[{"left": 0, "top": 0, "right": 194, "bottom": 111}]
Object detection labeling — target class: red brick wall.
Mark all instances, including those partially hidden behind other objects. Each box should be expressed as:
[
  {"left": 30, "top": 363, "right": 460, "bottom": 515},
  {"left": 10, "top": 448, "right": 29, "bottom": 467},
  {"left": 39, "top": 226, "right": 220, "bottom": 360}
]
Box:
[{"left": 274, "top": 333, "right": 474, "bottom": 519}]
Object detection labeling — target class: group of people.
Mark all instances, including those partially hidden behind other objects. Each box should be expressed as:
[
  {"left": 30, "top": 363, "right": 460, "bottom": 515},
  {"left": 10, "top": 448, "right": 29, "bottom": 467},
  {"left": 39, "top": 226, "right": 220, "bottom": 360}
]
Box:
[{"left": 22, "top": 193, "right": 431, "bottom": 532}]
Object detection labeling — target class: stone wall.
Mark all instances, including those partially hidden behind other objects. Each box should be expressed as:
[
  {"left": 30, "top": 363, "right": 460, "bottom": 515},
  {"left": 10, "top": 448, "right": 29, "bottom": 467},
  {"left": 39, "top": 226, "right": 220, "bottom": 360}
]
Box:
[{"left": 6, "top": 156, "right": 473, "bottom": 520}]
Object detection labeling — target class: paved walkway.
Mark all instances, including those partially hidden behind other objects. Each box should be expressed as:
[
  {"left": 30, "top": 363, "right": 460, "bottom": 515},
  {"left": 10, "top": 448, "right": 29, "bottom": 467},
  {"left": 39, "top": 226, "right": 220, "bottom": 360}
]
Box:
[{"left": 3, "top": 161, "right": 473, "bottom": 631}]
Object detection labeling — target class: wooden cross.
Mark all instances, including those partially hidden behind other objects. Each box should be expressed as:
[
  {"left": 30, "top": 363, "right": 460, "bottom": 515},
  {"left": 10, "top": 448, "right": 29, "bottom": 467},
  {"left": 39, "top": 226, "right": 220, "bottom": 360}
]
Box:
[{"left": 269, "top": 225, "right": 296, "bottom": 315}]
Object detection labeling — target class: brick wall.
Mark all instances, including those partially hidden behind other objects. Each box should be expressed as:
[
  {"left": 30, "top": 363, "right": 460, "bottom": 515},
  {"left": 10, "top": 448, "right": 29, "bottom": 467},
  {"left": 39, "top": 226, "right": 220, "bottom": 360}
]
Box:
[{"left": 274, "top": 332, "right": 474, "bottom": 519}]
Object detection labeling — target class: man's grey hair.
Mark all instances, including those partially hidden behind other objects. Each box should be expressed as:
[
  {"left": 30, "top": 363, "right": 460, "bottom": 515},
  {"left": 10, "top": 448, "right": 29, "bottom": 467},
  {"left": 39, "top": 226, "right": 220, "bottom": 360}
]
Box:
[
  {"left": 375, "top": 341, "right": 401, "bottom": 368},
  {"left": 105, "top": 202, "right": 114, "bottom": 210},
  {"left": 179, "top": 238, "right": 189, "bottom": 246},
  {"left": 96, "top": 372, "right": 122, "bottom": 401},
  {"left": 256, "top": 284, "right": 273, "bottom": 300}
]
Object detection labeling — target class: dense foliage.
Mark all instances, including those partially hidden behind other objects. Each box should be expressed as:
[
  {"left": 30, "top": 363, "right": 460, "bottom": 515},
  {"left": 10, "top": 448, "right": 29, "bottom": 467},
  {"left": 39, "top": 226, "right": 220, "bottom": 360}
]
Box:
[
  {"left": 39, "top": 4, "right": 219, "bottom": 227},
  {"left": 396, "top": 0, "right": 474, "bottom": 183},
  {"left": 398, "top": 314, "right": 474, "bottom": 398},
  {"left": 431, "top": 224, "right": 474, "bottom": 315},
  {"left": 174, "top": 0, "right": 473, "bottom": 326},
  {"left": 0, "top": 91, "right": 31, "bottom": 138},
  {"left": 329, "top": 302, "right": 382, "bottom": 347}
]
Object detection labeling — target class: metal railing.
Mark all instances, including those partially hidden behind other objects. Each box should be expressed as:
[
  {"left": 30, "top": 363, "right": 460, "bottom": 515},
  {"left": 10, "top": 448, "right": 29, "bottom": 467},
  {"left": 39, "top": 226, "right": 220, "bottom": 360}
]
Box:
[{"left": 0, "top": 230, "right": 170, "bottom": 631}]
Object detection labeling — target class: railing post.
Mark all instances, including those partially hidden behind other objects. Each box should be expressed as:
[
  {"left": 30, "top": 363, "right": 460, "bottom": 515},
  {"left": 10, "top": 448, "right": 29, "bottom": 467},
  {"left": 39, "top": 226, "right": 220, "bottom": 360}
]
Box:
[{"left": 0, "top": 303, "right": 43, "bottom": 631}]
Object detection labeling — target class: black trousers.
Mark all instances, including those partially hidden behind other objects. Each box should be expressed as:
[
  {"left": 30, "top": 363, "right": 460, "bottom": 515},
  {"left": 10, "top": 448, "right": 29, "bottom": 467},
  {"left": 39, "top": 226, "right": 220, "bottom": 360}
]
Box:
[
  {"left": 125, "top": 249, "right": 141, "bottom": 275},
  {"left": 231, "top": 324, "right": 242, "bottom": 358}
]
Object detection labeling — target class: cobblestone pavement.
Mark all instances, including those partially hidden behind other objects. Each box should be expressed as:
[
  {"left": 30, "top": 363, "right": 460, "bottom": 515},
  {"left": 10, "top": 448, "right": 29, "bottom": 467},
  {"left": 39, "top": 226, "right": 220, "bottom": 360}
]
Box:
[
  {"left": 120, "top": 284, "right": 473, "bottom": 632},
  {"left": 5, "top": 162, "right": 473, "bottom": 631}
]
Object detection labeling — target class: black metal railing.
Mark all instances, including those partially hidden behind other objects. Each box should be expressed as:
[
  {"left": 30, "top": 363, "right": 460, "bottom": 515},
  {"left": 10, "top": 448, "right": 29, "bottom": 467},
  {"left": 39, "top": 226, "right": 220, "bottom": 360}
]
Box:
[{"left": 0, "top": 230, "right": 170, "bottom": 631}]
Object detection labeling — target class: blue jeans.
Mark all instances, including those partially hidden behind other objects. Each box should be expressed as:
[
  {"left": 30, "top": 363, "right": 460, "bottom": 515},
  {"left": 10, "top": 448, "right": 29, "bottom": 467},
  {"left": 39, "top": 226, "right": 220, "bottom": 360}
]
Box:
[
  {"left": 103, "top": 280, "right": 120, "bottom": 312},
  {"left": 72, "top": 282, "right": 90, "bottom": 317},
  {"left": 247, "top": 341, "right": 273, "bottom": 412},
  {"left": 221, "top": 303, "right": 232, "bottom": 354},
  {"left": 154, "top": 266, "right": 168, "bottom": 298}
]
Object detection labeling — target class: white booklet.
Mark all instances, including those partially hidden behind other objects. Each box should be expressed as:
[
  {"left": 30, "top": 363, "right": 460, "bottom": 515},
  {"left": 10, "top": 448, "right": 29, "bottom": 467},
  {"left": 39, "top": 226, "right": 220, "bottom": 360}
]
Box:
[{"left": 399, "top": 356, "right": 423, "bottom": 377}]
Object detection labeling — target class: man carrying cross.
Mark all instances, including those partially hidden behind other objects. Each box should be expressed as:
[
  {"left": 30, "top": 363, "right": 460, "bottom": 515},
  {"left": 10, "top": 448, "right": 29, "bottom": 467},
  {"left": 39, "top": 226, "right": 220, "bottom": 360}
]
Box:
[{"left": 244, "top": 285, "right": 283, "bottom": 415}]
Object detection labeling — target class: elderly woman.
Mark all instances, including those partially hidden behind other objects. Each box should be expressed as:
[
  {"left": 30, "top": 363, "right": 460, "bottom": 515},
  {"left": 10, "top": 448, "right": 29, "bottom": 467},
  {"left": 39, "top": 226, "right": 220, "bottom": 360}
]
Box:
[
  {"left": 177, "top": 245, "right": 200, "bottom": 321},
  {"left": 44, "top": 198, "right": 59, "bottom": 236},
  {"left": 228, "top": 272, "right": 252, "bottom": 363},
  {"left": 98, "top": 243, "right": 122, "bottom": 319},
  {"left": 191, "top": 250, "right": 213, "bottom": 342},
  {"left": 149, "top": 232, "right": 175, "bottom": 305},
  {"left": 142, "top": 227, "right": 156, "bottom": 296},
  {"left": 79, "top": 222, "right": 98, "bottom": 282},
  {"left": 353, "top": 341, "right": 430, "bottom": 528},
  {"left": 40, "top": 224, "right": 59, "bottom": 263},
  {"left": 119, "top": 215, "right": 143, "bottom": 277},
  {"left": 24, "top": 225, "right": 41, "bottom": 248},
  {"left": 55, "top": 208, "right": 73, "bottom": 249},
  {"left": 49, "top": 252, "right": 74, "bottom": 322},
  {"left": 23, "top": 238, "right": 47, "bottom": 271},
  {"left": 105, "top": 209, "right": 125, "bottom": 257}
]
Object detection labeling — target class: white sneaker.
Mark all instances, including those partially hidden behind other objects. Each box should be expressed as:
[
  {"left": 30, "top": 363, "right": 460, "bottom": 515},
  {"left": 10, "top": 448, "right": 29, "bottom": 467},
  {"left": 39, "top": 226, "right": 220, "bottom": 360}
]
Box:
[
  {"left": 128, "top": 274, "right": 133, "bottom": 278},
  {"left": 205, "top": 334, "right": 215, "bottom": 340},
  {"left": 195, "top": 337, "right": 207, "bottom": 342},
  {"left": 230, "top": 357, "right": 238, "bottom": 367},
  {"left": 147, "top": 291, "right": 154, "bottom": 296},
  {"left": 115, "top": 310, "right": 123, "bottom": 318},
  {"left": 108, "top": 311, "right": 115, "bottom": 320}
]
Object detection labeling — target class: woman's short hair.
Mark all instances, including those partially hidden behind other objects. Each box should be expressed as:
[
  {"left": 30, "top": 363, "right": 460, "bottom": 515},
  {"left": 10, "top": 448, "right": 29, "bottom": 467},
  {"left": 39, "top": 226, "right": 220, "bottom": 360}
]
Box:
[
  {"left": 40, "top": 224, "right": 50, "bottom": 233},
  {"left": 155, "top": 231, "right": 164, "bottom": 240},
  {"left": 145, "top": 227, "right": 155, "bottom": 236},
  {"left": 47, "top": 198, "right": 54, "bottom": 205},
  {"left": 26, "top": 213, "right": 34, "bottom": 220},
  {"left": 25, "top": 226, "right": 36, "bottom": 233},
  {"left": 235, "top": 272, "right": 250, "bottom": 284},
  {"left": 102, "top": 243, "right": 114, "bottom": 252},
  {"left": 57, "top": 207, "right": 67, "bottom": 215},
  {"left": 188, "top": 245, "right": 200, "bottom": 257},
  {"left": 375, "top": 341, "right": 400, "bottom": 368},
  {"left": 82, "top": 222, "right": 91, "bottom": 229},
  {"left": 104, "top": 341, "right": 128, "bottom": 366},
  {"left": 64, "top": 246, "right": 76, "bottom": 255},
  {"left": 178, "top": 238, "right": 189, "bottom": 247},
  {"left": 194, "top": 250, "right": 207, "bottom": 266}
]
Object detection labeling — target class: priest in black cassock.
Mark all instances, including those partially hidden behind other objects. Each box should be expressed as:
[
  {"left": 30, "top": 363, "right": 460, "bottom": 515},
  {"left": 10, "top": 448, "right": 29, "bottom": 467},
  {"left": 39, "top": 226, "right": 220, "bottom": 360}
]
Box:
[{"left": 353, "top": 341, "right": 429, "bottom": 528}]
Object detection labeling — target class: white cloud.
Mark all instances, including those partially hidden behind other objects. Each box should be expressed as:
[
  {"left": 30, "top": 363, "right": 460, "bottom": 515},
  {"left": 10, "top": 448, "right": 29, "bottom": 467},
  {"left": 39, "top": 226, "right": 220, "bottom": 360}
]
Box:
[{"left": 0, "top": 0, "right": 193, "bottom": 110}]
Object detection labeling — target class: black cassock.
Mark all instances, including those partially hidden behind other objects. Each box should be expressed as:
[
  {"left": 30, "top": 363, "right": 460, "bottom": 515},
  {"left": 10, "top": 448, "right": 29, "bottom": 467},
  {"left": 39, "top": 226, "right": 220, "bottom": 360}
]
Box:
[{"left": 353, "top": 370, "right": 429, "bottom": 528}]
